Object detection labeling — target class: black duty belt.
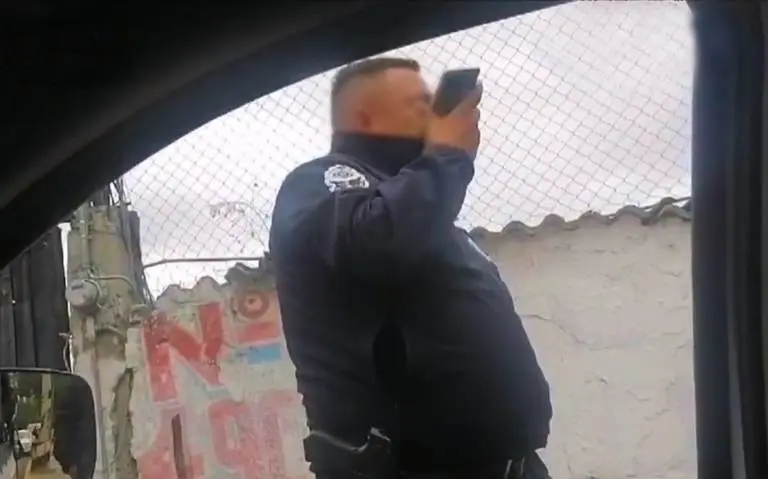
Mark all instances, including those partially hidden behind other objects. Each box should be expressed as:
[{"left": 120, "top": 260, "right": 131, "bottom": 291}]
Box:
[
  {"left": 305, "top": 427, "right": 551, "bottom": 479},
  {"left": 400, "top": 455, "right": 550, "bottom": 478},
  {"left": 305, "top": 427, "right": 397, "bottom": 478}
]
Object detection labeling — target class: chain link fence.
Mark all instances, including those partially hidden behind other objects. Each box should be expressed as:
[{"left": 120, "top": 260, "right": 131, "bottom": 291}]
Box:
[{"left": 121, "top": 1, "right": 694, "bottom": 293}]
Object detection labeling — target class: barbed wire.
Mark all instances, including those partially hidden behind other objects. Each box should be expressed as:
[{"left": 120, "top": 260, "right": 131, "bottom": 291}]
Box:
[{"left": 121, "top": 0, "right": 694, "bottom": 292}]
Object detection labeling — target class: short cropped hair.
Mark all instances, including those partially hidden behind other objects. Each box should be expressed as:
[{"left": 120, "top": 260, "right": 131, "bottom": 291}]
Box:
[{"left": 330, "top": 57, "right": 420, "bottom": 128}]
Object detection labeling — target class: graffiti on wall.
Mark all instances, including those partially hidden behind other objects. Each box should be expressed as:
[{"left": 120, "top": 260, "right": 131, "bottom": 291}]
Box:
[{"left": 130, "top": 277, "right": 309, "bottom": 479}]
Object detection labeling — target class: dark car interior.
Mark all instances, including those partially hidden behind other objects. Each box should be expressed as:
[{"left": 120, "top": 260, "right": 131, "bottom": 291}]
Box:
[{"left": 1, "top": 1, "right": 766, "bottom": 478}]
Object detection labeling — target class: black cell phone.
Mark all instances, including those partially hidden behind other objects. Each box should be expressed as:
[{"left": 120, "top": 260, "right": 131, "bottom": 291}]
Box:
[{"left": 432, "top": 68, "right": 480, "bottom": 117}]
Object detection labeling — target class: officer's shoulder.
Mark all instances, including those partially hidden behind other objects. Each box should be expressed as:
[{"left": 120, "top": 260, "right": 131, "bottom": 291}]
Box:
[
  {"left": 272, "top": 155, "right": 361, "bottom": 241},
  {"left": 272, "top": 158, "right": 332, "bottom": 242},
  {"left": 281, "top": 155, "right": 326, "bottom": 181},
  {"left": 275, "top": 155, "right": 341, "bottom": 208}
]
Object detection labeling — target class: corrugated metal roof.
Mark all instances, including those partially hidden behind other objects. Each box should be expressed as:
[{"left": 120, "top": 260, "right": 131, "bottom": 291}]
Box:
[{"left": 470, "top": 196, "right": 691, "bottom": 240}]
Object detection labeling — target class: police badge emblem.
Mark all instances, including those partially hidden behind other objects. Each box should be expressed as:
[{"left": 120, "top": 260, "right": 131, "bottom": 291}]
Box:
[{"left": 323, "top": 164, "right": 370, "bottom": 192}]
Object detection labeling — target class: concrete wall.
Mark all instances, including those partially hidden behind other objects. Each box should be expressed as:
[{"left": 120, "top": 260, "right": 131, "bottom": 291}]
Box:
[
  {"left": 478, "top": 205, "right": 695, "bottom": 479},
  {"left": 127, "top": 275, "right": 309, "bottom": 479},
  {"left": 125, "top": 205, "right": 694, "bottom": 479}
]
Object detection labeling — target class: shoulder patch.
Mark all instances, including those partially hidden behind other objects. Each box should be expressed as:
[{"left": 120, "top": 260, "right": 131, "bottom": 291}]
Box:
[{"left": 323, "top": 164, "right": 370, "bottom": 192}]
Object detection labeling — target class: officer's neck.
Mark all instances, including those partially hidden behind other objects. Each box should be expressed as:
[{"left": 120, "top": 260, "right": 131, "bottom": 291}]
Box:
[{"left": 331, "top": 132, "right": 424, "bottom": 176}]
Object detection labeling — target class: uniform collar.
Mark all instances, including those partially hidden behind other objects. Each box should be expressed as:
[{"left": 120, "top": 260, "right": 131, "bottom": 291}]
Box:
[{"left": 331, "top": 132, "right": 424, "bottom": 176}]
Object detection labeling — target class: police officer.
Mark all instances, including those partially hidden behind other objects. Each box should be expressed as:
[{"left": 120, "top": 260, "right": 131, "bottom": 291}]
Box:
[{"left": 270, "top": 57, "right": 553, "bottom": 478}]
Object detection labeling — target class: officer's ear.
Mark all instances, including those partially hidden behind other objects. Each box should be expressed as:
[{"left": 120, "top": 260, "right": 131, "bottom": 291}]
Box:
[{"left": 345, "top": 77, "right": 386, "bottom": 131}]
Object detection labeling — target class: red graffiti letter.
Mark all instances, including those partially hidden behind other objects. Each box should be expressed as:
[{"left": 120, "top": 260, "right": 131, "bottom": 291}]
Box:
[
  {"left": 209, "top": 399, "right": 262, "bottom": 479},
  {"left": 137, "top": 408, "right": 205, "bottom": 479},
  {"left": 144, "top": 302, "right": 224, "bottom": 402},
  {"left": 256, "top": 391, "right": 299, "bottom": 477}
]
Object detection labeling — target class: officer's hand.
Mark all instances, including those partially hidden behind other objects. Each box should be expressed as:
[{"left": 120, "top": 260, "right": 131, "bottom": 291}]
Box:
[{"left": 426, "top": 84, "right": 483, "bottom": 157}]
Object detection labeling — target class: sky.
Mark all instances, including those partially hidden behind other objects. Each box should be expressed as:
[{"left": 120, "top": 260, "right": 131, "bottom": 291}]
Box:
[{"left": 109, "top": 1, "right": 694, "bottom": 294}]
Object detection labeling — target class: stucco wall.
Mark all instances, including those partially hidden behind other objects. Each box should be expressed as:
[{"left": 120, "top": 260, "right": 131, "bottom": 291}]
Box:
[
  {"left": 126, "top": 210, "right": 694, "bottom": 479},
  {"left": 480, "top": 211, "right": 695, "bottom": 479}
]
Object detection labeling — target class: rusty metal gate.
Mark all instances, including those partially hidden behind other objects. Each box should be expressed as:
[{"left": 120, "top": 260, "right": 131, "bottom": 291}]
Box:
[{"left": 0, "top": 227, "right": 68, "bottom": 370}]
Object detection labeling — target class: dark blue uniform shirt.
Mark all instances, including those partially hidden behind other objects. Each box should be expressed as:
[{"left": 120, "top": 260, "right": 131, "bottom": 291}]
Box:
[{"left": 269, "top": 133, "right": 552, "bottom": 468}]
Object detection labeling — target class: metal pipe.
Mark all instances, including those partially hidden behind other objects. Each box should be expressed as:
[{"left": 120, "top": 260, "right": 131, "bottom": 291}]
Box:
[
  {"left": 88, "top": 274, "right": 135, "bottom": 290},
  {"left": 75, "top": 205, "right": 111, "bottom": 479},
  {"left": 76, "top": 205, "right": 91, "bottom": 272},
  {"left": 143, "top": 255, "right": 263, "bottom": 269},
  {"left": 89, "top": 330, "right": 111, "bottom": 479}
]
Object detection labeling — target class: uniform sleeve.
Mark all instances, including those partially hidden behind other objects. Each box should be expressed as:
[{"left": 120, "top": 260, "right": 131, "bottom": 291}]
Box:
[{"left": 272, "top": 145, "right": 474, "bottom": 280}]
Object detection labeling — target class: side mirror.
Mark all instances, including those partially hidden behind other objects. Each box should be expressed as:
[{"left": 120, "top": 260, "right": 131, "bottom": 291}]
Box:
[{"left": 0, "top": 369, "right": 96, "bottom": 479}]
